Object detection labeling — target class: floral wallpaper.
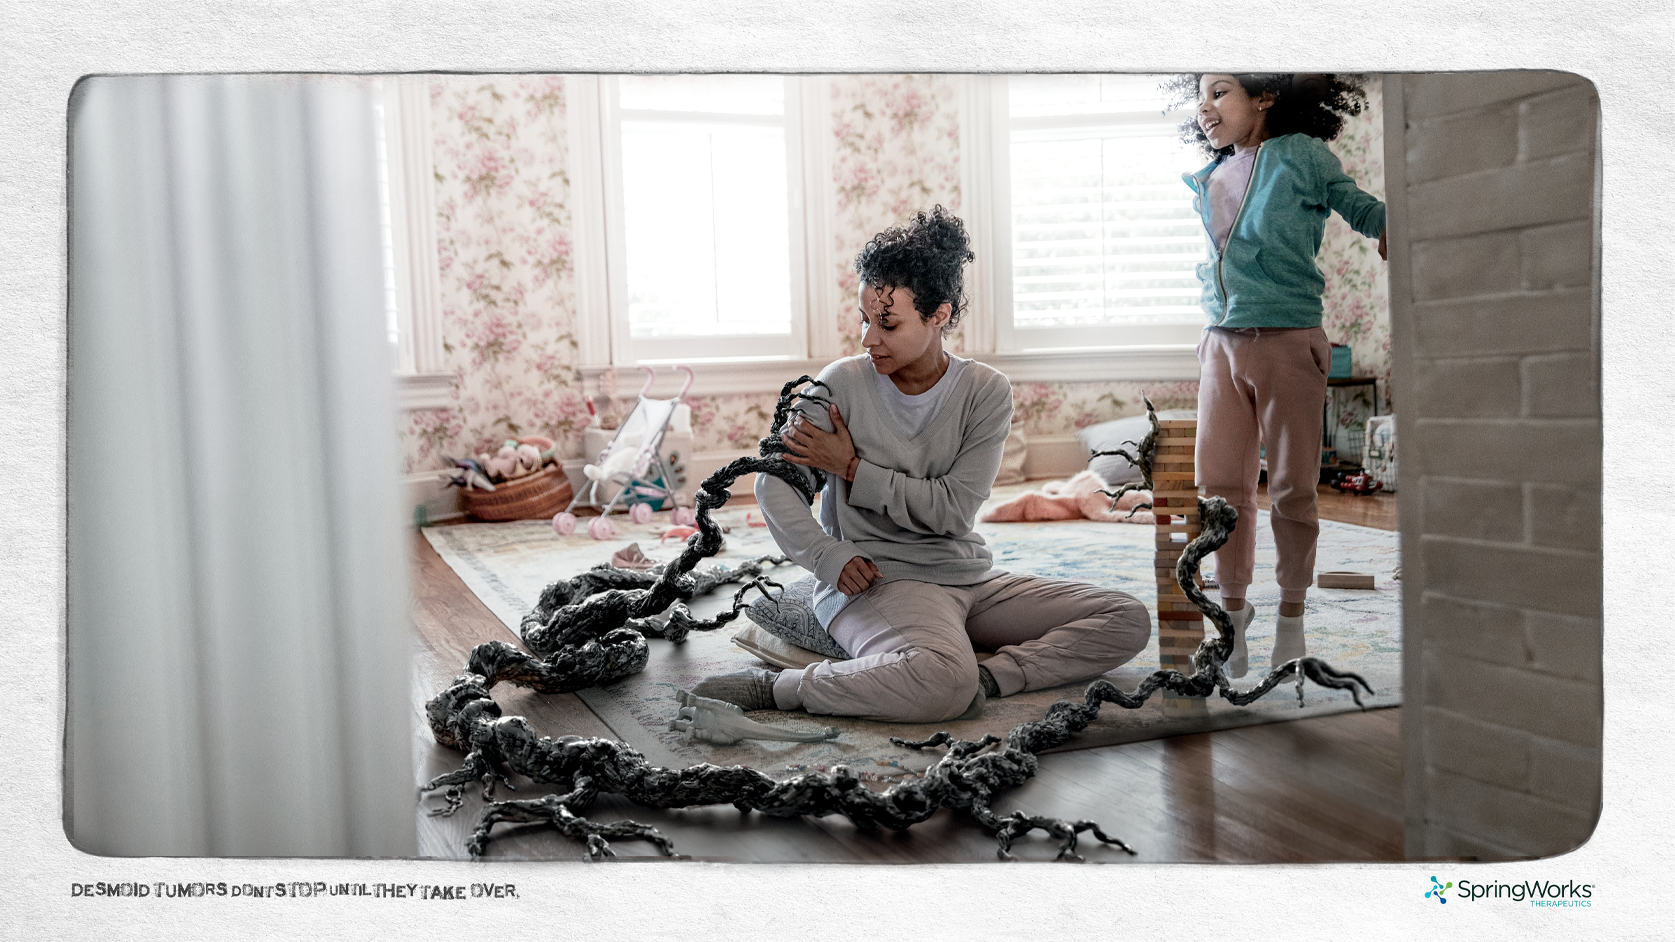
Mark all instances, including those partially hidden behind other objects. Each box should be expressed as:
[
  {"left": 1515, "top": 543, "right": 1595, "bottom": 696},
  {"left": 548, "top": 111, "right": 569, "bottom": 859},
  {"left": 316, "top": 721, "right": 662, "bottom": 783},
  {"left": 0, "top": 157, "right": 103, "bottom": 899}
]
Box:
[
  {"left": 1320, "top": 75, "right": 1392, "bottom": 414},
  {"left": 401, "top": 76, "right": 590, "bottom": 473},
  {"left": 399, "top": 74, "right": 1391, "bottom": 472},
  {"left": 829, "top": 75, "right": 966, "bottom": 354}
]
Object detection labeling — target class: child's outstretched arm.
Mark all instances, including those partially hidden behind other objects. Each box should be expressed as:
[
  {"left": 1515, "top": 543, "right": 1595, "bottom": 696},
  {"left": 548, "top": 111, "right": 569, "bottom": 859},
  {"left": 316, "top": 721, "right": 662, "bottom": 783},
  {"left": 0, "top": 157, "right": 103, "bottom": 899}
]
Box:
[{"left": 1312, "top": 137, "right": 1387, "bottom": 246}]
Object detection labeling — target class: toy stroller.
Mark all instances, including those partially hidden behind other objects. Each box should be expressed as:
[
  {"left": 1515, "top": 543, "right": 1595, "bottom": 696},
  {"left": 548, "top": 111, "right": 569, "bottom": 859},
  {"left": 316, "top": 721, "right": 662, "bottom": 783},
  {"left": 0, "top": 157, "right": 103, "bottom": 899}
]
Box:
[{"left": 556, "top": 365, "right": 692, "bottom": 540}]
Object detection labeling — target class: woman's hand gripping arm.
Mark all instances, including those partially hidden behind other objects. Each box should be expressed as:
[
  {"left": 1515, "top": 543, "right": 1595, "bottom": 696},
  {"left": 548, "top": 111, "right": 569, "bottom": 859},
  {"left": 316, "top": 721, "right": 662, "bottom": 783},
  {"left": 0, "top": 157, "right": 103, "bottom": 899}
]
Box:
[{"left": 757, "top": 393, "right": 879, "bottom": 595}]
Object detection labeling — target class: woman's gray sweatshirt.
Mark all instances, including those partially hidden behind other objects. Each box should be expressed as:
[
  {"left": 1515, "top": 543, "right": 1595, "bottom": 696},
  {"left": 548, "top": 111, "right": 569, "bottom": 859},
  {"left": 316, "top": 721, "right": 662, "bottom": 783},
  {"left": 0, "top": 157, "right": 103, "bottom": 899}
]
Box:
[{"left": 754, "top": 354, "right": 1014, "bottom": 626}]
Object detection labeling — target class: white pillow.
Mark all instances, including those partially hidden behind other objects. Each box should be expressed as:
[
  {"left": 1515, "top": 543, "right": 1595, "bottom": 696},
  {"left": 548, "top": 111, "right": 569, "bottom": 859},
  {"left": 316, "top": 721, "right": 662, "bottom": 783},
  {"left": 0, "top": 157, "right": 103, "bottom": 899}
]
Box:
[{"left": 1077, "top": 410, "right": 1196, "bottom": 485}]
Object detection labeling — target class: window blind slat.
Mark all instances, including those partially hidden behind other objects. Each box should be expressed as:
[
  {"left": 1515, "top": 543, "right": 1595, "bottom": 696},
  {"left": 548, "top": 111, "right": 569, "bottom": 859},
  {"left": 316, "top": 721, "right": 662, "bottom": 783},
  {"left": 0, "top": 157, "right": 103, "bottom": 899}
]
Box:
[{"left": 1010, "top": 109, "right": 1205, "bottom": 328}]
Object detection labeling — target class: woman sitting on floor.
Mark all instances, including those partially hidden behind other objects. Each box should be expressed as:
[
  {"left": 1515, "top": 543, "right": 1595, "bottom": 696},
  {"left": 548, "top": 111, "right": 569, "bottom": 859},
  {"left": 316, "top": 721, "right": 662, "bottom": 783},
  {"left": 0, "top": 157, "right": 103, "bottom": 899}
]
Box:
[{"left": 692, "top": 207, "right": 1152, "bottom": 723}]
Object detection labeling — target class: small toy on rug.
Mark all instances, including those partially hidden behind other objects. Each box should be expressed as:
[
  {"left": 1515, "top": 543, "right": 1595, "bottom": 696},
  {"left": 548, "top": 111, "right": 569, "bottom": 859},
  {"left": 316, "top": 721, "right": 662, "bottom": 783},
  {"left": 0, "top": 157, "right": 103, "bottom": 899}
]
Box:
[
  {"left": 669, "top": 689, "right": 839, "bottom": 746},
  {"left": 980, "top": 469, "right": 1155, "bottom": 524},
  {"left": 1317, "top": 571, "right": 1376, "bottom": 589},
  {"left": 610, "top": 542, "right": 659, "bottom": 571},
  {"left": 1329, "top": 470, "right": 1384, "bottom": 495}
]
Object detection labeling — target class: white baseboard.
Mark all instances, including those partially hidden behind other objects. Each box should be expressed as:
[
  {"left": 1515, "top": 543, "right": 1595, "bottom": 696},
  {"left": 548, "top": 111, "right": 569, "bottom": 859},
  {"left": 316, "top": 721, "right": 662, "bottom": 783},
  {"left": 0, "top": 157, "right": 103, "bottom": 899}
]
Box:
[
  {"left": 406, "top": 470, "right": 465, "bottom": 524},
  {"left": 410, "top": 435, "right": 1090, "bottom": 527},
  {"left": 1022, "top": 433, "right": 1090, "bottom": 481},
  {"left": 560, "top": 450, "right": 757, "bottom": 506}
]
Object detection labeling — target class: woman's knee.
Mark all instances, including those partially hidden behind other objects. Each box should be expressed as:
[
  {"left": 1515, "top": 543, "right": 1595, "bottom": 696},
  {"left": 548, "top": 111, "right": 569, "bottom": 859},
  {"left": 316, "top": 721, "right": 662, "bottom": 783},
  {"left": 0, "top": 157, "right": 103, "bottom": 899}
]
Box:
[
  {"left": 891, "top": 649, "right": 979, "bottom": 723},
  {"left": 1087, "top": 591, "right": 1154, "bottom": 664}
]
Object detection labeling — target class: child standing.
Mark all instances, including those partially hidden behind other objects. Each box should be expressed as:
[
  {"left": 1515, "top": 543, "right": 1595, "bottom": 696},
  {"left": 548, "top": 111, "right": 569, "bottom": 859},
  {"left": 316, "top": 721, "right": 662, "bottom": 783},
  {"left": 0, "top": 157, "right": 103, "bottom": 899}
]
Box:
[{"left": 1170, "top": 73, "right": 1387, "bottom": 677}]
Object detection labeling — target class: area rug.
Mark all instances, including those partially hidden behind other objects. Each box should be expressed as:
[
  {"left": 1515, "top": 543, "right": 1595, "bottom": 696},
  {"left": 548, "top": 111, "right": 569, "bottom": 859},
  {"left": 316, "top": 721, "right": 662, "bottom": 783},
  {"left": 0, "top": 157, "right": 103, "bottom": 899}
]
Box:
[{"left": 421, "top": 489, "right": 1401, "bottom": 783}]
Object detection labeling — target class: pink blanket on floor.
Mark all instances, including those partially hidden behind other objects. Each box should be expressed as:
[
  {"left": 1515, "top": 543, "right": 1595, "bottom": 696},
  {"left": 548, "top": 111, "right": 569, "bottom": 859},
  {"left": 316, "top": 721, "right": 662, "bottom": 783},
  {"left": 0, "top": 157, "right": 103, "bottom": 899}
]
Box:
[{"left": 981, "top": 470, "right": 1155, "bottom": 525}]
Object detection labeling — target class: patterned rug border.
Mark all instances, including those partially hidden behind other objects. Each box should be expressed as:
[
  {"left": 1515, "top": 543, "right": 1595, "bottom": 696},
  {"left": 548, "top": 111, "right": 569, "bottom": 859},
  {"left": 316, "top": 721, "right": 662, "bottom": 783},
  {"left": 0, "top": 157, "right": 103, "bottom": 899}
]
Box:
[{"left": 421, "top": 498, "right": 1403, "bottom": 777}]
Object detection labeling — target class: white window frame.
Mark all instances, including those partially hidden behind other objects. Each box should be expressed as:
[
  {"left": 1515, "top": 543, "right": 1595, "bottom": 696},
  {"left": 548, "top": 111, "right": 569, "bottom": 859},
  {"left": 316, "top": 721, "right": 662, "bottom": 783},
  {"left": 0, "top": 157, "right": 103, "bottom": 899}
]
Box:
[
  {"left": 568, "top": 74, "right": 1201, "bottom": 397},
  {"left": 962, "top": 74, "right": 1201, "bottom": 384},
  {"left": 374, "top": 76, "right": 451, "bottom": 410},
  {"left": 573, "top": 75, "right": 833, "bottom": 396}
]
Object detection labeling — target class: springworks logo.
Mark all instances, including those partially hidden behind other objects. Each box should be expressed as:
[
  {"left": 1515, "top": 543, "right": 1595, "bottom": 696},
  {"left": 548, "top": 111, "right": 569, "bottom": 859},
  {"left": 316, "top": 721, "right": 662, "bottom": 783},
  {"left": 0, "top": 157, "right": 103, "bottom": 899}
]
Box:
[
  {"left": 1426, "top": 877, "right": 1595, "bottom": 907},
  {"left": 1425, "top": 876, "right": 1451, "bottom": 903}
]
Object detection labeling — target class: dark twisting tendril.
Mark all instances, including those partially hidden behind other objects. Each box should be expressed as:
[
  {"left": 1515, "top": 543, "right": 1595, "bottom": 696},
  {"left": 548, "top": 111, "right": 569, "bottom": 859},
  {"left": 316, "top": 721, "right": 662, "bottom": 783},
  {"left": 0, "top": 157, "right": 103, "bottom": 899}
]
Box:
[{"left": 420, "top": 376, "right": 1375, "bottom": 860}]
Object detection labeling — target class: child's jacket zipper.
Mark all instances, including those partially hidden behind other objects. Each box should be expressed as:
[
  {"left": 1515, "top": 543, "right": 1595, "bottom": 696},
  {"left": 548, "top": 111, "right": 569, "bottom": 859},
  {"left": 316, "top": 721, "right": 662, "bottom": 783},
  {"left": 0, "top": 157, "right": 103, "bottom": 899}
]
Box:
[{"left": 1211, "top": 142, "right": 1263, "bottom": 325}]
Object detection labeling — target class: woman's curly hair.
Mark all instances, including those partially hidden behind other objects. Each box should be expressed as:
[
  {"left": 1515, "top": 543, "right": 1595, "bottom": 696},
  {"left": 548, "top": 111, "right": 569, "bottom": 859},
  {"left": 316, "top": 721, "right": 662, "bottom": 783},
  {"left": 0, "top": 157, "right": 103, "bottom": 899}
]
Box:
[
  {"left": 853, "top": 205, "right": 975, "bottom": 335},
  {"left": 1159, "top": 73, "right": 1369, "bottom": 161}
]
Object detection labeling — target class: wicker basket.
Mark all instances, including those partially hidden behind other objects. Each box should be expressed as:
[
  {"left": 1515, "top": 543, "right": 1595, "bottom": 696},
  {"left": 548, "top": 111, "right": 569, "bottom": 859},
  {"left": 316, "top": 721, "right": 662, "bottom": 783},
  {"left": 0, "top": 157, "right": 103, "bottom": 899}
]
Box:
[{"left": 460, "top": 464, "right": 574, "bottom": 522}]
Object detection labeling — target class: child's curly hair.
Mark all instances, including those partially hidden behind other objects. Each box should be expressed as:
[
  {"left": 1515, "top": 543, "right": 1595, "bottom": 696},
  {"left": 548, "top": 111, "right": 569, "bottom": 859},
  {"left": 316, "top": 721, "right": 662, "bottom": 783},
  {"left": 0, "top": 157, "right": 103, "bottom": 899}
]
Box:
[
  {"left": 1159, "top": 73, "right": 1369, "bottom": 161},
  {"left": 853, "top": 205, "right": 975, "bottom": 335}
]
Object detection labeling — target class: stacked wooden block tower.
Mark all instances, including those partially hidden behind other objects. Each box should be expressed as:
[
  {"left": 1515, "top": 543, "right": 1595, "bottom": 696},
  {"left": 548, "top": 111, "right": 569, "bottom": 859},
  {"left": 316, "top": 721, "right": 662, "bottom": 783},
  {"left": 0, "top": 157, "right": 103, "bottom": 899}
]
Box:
[{"left": 1152, "top": 418, "right": 1206, "bottom": 712}]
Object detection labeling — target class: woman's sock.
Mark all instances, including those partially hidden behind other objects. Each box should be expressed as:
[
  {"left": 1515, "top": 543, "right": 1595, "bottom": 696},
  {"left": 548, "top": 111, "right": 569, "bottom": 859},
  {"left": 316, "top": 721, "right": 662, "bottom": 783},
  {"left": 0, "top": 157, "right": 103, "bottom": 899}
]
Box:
[
  {"left": 1272, "top": 613, "right": 1307, "bottom": 667},
  {"left": 691, "top": 667, "right": 780, "bottom": 711},
  {"left": 1223, "top": 604, "right": 1254, "bottom": 678}
]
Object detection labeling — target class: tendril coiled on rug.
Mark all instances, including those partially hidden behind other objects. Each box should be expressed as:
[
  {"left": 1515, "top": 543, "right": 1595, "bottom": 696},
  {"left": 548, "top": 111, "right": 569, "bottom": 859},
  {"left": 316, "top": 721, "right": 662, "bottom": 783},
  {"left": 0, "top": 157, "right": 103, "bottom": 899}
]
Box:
[{"left": 419, "top": 375, "right": 1374, "bottom": 862}]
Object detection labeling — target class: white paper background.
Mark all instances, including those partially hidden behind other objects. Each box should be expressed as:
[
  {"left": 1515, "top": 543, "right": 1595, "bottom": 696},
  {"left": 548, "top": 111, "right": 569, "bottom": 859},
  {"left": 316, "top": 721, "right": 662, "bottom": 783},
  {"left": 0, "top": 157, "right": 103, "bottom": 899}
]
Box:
[{"left": 4, "top": 1, "right": 1666, "bottom": 938}]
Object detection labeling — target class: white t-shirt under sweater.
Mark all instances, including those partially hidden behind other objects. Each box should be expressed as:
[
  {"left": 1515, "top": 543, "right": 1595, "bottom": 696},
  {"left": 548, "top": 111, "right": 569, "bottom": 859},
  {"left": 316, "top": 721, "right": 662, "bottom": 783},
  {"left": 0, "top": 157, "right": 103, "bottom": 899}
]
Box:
[
  {"left": 755, "top": 353, "right": 1013, "bottom": 626},
  {"left": 1208, "top": 147, "right": 1258, "bottom": 249},
  {"left": 872, "top": 354, "right": 966, "bottom": 439}
]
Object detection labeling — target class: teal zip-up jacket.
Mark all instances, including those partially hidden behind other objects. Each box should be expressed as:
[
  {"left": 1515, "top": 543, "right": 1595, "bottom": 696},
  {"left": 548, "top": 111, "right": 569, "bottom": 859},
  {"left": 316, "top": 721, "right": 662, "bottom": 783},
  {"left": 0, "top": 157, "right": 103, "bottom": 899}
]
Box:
[{"left": 1184, "top": 132, "right": 1387, "bottom": 329}]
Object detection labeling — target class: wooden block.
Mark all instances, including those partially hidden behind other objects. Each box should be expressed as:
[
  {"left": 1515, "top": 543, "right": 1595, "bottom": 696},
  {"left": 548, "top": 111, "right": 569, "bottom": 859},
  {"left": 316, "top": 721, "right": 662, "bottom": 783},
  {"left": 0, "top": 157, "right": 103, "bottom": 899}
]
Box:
[
  {"left": 1151, "top": 490, "right": 1200, "bottom": 502},
  {"left": 1155, "top": 444, "right": 1193, "bottom": 455},
  {"left": 1156, "top": 420, "right": 1197, "bottom": 429},
  {"left": 1159, "top": 610, "right": 1204, "bottom": 622},
  {"left": 1317, "top": 571, "right": 1377, "bottom": 589},
  {"left": 1153, "top": 523, "right": 1196, "bottom": 533},
  {"left": 1153, "top": 472, "right": 1197, "bottom": 482}
]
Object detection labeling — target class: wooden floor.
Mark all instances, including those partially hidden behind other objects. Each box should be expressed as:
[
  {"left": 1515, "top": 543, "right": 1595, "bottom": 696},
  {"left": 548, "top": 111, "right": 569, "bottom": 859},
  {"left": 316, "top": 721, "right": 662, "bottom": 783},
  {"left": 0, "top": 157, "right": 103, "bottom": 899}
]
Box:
[{"left": 409, "top": 484, "right": 1404, "bottom": 863}]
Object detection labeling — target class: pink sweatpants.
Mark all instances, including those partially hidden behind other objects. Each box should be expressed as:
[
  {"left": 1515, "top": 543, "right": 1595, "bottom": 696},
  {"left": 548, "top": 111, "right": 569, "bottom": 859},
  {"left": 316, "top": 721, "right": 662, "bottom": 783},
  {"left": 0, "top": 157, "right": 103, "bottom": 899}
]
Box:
[
  {"left": 771, "top": 573, "right": 1151, "bottom": 723},
  {"left": 1194, "top": 327, "right": 1332, "bottom": 606}
]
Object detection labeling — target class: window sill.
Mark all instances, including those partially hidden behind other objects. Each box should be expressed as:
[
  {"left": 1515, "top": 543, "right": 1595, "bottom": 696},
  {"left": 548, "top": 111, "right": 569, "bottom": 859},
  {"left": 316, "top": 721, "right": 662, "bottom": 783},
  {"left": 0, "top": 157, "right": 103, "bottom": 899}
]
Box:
[
  {"left": 396, "top": 372, "right": 455, "bottom": 410},
  {"left": 579, "top": 346, "right": 1198, "bottom": 398},
  {"left": 974, "top": 345, "right": 1200, "bottom": 384},
  {"left": 579, "top": 358, "right": 831, "bottom": 398}
]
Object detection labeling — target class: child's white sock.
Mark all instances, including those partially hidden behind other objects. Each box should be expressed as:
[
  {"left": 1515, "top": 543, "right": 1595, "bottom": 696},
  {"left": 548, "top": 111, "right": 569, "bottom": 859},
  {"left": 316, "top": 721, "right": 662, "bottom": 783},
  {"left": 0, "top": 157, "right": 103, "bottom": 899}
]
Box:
[
  {"left": 1272, "top": 613, "right": 1307, "bottom": 667},
  {"left": 1222, "top": 603, "right": 1254, "bottom": 678}
]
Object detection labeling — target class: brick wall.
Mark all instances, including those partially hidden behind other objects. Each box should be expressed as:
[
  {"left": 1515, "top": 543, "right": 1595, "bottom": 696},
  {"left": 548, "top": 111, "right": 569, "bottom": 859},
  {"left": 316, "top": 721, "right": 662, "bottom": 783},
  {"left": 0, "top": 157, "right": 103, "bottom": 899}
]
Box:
[{"left": 1386, "top": 72, "right": 1602, "bottom": 859}]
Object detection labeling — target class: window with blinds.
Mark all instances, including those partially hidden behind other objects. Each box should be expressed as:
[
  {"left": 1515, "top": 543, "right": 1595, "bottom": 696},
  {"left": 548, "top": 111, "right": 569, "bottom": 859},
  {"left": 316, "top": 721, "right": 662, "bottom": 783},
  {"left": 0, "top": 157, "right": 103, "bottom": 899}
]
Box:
[{"left": 1006, "top": 75, "right": 1206, "bottom": 347}]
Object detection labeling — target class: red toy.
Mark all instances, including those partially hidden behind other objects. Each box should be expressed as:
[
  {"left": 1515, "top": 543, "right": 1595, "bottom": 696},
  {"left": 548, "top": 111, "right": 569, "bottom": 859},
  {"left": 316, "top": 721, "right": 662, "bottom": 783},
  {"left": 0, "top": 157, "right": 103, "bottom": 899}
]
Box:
[{"left": 1330, "top": 470, "right": 1384, "bottom": 495}]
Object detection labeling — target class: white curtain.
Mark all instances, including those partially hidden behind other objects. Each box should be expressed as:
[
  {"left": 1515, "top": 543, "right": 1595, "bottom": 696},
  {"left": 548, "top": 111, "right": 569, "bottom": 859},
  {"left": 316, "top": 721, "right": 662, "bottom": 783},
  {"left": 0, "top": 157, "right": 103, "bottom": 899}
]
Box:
[{"left": 68, "top": 75, "right": 416, "bottom": 856}]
